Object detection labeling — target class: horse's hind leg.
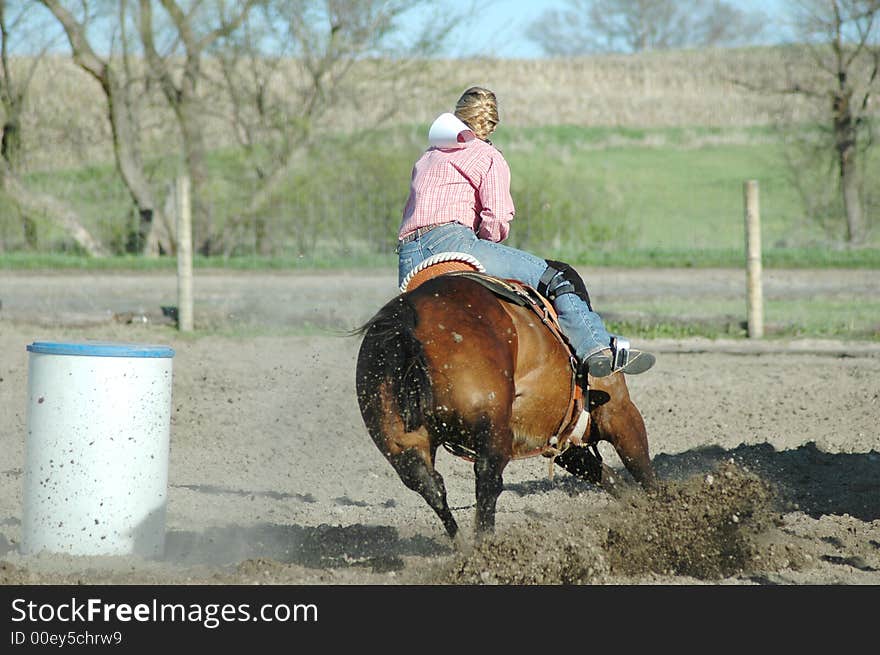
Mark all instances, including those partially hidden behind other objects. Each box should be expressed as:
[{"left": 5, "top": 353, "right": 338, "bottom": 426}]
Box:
[
  {"left": 474, "top": 454, "right": 506, "bottom": 536},
  {"left": 389, "top": 446, "right": 459, "bottom": 539},
  {"left": 360, "top": 384, "right": 459, "bottom": 539}
]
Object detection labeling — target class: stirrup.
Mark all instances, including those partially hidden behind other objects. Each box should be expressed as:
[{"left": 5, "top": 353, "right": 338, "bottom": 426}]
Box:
[
  {"left": 612, "top": 337, "right": 631, "bottom": 370},
  {"left": 581, "top": 337, "right": 655, "bottom": 379}
]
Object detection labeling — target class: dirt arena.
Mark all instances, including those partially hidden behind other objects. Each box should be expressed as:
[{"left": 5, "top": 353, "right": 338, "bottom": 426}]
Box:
[{"left": 0, "top": 269, "right": 878, "bottom": 585}]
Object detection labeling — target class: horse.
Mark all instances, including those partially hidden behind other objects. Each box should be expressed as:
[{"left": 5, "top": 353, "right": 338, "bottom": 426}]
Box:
[{"left": 354, "top": 261, "right": 657, "bottom": 541}]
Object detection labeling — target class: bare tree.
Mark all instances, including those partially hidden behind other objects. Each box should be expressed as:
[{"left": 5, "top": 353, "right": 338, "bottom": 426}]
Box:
[
  {"left": 0, "top": 160, "right": 109, "bottom": 254},
  {"left": 42, "top": 1, "right": 257, "bottom": 255},
  {"left": 789, "top": 0, "right": 878, "bottom": 244},
  {"left": 0, "top": 1, "right": 44, "bottom": 170},
  {"left": 0, "top": 0, "right": 106, "bottom": 255},
  {"left": 137, "top": 0, "right": 258, "bottom": 255},
  {"left": 527, "top": 0, "right": 768, "bottom": 55},
  {"left": 40, "top": 0, "right": 172, "bottom": 255},
  {"left": 736, "top": 0, "right": 879, "bottom": 245},
  {"left": 209, "top": 0, "right": 458, "bottom": 254},
  {"left": 36, "top": 0, "right": 454, "bottom": 257}
]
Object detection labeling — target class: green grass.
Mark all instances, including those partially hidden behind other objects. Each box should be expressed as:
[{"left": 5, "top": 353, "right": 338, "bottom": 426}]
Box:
[
  {"left": 503, "top": 139, "right": 813, "bottom": 254},
  {"left": 573, "top": 247, "right": 880, "bottom": 268},
  {"left": 1, "top": 247, "right": 877, "bottom": 271},
  {"left": 604, "top": 296, "right": 880, "bottom": 340},
  {"left": 0, "top": 251, "right": 398, "bottom": 270},
  {"left": 763, "top": 297, "right": 880, "bottom": 339},
  {"left": 4, "top": 123, "right": 877, "bottom": 260}
]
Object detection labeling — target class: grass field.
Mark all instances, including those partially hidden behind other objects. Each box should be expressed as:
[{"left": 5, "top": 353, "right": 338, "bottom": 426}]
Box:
[
  {"left": 504, "top": 134, "right": 802, "bottom": 253},
  {"left": 6, "top": 123, "right": 876, "bottom": 260},
  {"left": 605, "top": 295, "right": 880, "bottom": 340}
]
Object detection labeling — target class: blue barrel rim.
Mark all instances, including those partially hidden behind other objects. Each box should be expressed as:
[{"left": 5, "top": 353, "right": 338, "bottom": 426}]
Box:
[{"left": 26, "top": 341, "right": 175, "bottom": 358}]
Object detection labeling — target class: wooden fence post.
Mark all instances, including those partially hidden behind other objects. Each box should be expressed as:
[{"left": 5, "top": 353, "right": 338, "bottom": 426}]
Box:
[
  {"left": 176, "top": 174, "right": 194, "bottom": 332},
  {"left": 743, "top": 179, "right": 764, "bottom": 339}
]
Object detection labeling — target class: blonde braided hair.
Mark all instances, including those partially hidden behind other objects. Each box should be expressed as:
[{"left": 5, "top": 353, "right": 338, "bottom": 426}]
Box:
[{"left": 454, "top": 86, "right": 499, "bottom": 142}]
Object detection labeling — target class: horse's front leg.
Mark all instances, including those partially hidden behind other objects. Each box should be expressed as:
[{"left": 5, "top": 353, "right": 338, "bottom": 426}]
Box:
[{"left": 589, "top": 373, "right": 658, "bottom": 490}]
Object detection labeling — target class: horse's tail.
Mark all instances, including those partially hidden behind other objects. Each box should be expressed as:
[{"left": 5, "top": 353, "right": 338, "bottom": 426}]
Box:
[{"left": 354, "top": 294, "right": 432, "bottom": 432}]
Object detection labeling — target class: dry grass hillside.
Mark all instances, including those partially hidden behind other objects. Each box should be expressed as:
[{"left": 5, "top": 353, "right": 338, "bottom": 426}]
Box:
[{"left": 14, "top": 47, "right": 860, "bottom": 172}]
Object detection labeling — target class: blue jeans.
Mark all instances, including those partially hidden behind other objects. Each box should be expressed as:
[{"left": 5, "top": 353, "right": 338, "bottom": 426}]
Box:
[{"left": 397, "top": 222, "right": 611, "bottom": 360}]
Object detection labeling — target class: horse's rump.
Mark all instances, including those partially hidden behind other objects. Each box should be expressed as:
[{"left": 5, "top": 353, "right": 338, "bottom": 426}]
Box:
[{"left": 357, "top": 272, "right": 579, "bottom": 460}]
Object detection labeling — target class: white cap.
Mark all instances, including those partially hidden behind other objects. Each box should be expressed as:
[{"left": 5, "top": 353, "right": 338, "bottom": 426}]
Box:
[{"left": 428, "top": 112, "right": 475, "bottom": 148}]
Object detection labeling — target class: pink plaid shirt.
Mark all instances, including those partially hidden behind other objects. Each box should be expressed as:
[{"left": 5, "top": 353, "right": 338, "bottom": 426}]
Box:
[{"left": 399, "top": 139, "right": 515, "bottom": 243}]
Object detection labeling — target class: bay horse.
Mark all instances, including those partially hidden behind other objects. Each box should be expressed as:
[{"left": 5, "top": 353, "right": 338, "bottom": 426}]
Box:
[{"left": 355, "top": 260, "right": 656, "bottom": 541}]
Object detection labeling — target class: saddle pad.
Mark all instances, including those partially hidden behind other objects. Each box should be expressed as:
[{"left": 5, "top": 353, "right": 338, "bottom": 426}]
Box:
[{"left": 399, "top": 252, "right": 485, "bottom": 292}]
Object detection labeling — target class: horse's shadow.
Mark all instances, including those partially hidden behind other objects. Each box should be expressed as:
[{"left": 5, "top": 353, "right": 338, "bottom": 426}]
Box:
[
  {"left": 163, "top": 521, "right": 451, "bottom": 573},
  {"left": 652, "top": 441, "right": 880, "bottom": 522},
  {"left": 0, "top": 513, "right": 451, "bottom": 572},
  {"left": 508, "top": 441, "right": 880, "bottom": 522}
]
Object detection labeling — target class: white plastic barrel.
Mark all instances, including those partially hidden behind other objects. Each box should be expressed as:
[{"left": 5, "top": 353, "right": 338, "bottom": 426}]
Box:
[{"left": 22, "top": 341, "right": 174, "bottom": 558}]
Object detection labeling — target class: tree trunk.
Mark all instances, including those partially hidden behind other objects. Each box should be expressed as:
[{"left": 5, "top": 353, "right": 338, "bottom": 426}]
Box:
[
  {"left": 834, "top": 96, "right": 866, "bottom": 245},
  {"left": 136, "top": 0, "right": 256, "bottom": 257},
  {"left": 0, "top": 159, "right": 106, "bottom": 256},
  {"left": 104, "top": 79, "right": 169, "bottom": 255},
  {"left": 1, "top": 115, "right": 21, "bottom": 169},
  {"left": 838, "top": 142, "right": 865, "bottom": 245},
  {"left": 41, "top": 0, "right": 170, "bottom": 256}
]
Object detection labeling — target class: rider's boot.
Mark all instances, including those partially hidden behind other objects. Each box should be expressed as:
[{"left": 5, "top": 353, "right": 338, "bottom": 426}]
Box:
[{"left": 578, "top": 336, "right": 655, "bottom": 381}]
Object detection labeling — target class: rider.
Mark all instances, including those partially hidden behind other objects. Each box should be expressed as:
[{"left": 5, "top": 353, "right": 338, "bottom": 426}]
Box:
[{"left": 396, "top": 86, "right": 655, "bottom": 381}]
